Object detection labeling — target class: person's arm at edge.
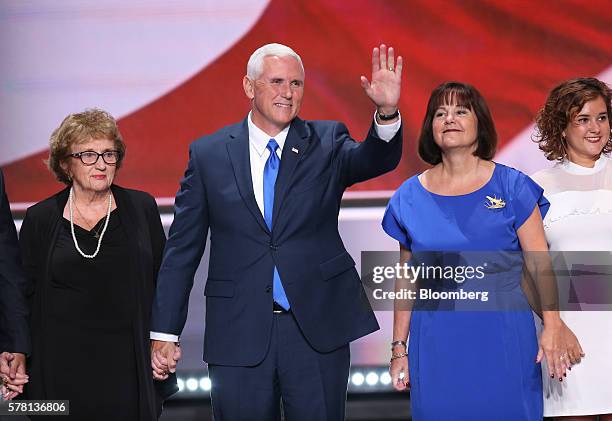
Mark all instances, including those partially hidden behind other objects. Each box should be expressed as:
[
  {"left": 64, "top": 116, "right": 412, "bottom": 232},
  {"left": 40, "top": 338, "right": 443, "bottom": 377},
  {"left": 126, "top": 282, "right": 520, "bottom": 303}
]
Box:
[
  {"left": 340, "top": 44, "right": 404, "bottom": 186},
  {"left": 389, "top": 244, "right": 413, "bottom": 392},
  {"left": 517, "top": 206, "right": 584, "bottom": 382},
  {"left": 150, "top": 144, "right": 209, "bottom": 380},
  {"left": 0, "top": 171, "right": 30, "bottom": 399}
]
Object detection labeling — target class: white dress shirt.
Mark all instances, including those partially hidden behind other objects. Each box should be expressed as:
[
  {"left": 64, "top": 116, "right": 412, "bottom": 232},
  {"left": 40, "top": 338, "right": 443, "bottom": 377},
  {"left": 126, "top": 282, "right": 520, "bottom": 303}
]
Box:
[{"left": 150, "top": 112, "right": 401, "bottom": 342}]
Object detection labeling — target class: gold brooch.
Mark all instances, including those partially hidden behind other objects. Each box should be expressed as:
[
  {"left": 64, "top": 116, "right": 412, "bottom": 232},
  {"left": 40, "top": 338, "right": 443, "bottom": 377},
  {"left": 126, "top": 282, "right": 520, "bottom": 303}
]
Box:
[{"left": 485, "top": 195, "right": 505, "bottom": 209}]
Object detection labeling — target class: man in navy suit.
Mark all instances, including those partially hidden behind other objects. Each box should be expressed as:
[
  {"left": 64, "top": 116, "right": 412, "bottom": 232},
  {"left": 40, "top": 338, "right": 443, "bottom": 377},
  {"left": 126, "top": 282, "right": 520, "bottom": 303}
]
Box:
[
  {"left": 0, "top": 169, "right": 29, "bottom": 400},
  {"left": 150, "top": 43, "right": 403, "bottom": 420}
]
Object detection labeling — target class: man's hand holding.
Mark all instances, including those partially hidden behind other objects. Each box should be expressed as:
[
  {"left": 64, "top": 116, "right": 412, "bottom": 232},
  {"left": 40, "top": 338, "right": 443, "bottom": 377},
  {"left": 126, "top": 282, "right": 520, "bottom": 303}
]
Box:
[{"left": 151, "top": 340, "right": 181, "bottom": 381}]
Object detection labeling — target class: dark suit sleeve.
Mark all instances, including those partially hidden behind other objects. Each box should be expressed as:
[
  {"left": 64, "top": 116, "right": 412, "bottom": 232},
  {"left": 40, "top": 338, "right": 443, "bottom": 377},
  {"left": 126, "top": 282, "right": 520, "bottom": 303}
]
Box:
[
  {"left": 150, "top": 144, "right": 209, "bottom": 336},
  {"left": 0, "top": 170, "right": 30, "bottom": 354},
  {"left": 146, "top": 195, "right": 166, "bottom": 282},
  {"left": 336, "top": 121, "right": 403, "bottom": 188}
]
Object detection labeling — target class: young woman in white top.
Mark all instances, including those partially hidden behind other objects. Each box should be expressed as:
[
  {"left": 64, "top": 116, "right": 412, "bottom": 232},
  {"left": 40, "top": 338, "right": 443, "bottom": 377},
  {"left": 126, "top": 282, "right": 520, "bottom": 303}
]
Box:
[{"left": 532, "top": 77, "right": 612, "bottom": 421}]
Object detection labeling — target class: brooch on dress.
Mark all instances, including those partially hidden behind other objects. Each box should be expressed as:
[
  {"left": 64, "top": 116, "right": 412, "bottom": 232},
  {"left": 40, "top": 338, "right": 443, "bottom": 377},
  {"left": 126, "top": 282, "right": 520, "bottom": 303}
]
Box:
[{"left": 485, "top": 195, "right": 505, "bottom": 209}]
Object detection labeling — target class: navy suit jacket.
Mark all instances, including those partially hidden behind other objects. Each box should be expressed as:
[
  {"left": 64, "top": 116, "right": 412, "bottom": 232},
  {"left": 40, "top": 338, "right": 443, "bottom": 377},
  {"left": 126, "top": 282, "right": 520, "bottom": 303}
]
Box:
[
  {"left": 151, "top": 116, "right": 402, "bottom": 366},
  {"left": 0, "top": 169, "right": 29, "bottom": 354}
]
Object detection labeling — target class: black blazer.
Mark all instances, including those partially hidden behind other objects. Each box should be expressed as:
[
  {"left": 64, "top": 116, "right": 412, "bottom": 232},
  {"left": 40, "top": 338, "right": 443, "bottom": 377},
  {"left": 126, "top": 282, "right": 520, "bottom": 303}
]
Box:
[
  {"left": 19, "top": 184, "right": 177, "bottom": 419},
  {"left": 0, "top": 169, "right": 29, "bottom": 354},
  {"left": 151, "top": 116, "right": 402, "bottom": 366}
]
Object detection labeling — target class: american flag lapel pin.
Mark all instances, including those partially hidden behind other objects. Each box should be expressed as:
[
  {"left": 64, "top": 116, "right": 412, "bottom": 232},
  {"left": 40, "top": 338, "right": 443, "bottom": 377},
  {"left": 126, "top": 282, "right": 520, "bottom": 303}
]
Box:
[{"left": 291, "top": 147, "right": 299, "bottom": 154}]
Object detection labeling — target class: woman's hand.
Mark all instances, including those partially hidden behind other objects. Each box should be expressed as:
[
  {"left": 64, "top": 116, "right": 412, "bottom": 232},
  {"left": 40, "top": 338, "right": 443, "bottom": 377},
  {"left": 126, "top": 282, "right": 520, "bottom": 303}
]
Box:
[
  {"left": 537, "top": 319, "right": 584, "bottom": 381},
  {"left": 560, "top": 320, "right": 585, "bottom": 366},
  {"left": 389, "top": 352, "right": 409, "bottom": 391}
]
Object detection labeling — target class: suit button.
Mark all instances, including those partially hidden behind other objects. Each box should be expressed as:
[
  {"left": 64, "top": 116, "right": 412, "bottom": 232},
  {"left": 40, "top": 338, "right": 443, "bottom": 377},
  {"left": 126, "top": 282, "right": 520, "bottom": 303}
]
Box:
[
  {"left": 269, "top": 243, "right": 278, "bottom": 250},
  {"left": 265, "top": 285, "right": 272, "bottom": 293}
]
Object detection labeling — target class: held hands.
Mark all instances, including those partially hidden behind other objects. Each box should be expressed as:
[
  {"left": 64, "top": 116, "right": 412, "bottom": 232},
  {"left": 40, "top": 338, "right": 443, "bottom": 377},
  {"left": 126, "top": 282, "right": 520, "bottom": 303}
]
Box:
[
  {"left": 0, "top": 352, "right": 28, "bottom": 400},
  {"left": 536, "top": 320, "right": 585, "bottom": 381},
  {"left": 151, "top": 340, "right": 182, "bottom": 381},
  {"left": 360, "top": 44, "right": 403, "bottom": 116}
]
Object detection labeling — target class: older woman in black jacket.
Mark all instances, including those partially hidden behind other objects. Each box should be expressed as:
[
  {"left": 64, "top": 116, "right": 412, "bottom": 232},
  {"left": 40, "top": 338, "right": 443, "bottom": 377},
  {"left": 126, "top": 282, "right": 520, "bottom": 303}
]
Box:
[{"left": 19, "top": 109, "right": 176, "bottom": 419}]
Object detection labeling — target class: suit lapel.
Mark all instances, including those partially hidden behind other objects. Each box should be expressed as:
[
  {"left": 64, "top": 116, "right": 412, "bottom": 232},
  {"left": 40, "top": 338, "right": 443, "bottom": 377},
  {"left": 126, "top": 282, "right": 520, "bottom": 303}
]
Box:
[
  {"left": 227, "top": 119, "right": 270, "bottom": 234},
  {"left": 272, "top": 117, "right": 311, "bottom": 230}
]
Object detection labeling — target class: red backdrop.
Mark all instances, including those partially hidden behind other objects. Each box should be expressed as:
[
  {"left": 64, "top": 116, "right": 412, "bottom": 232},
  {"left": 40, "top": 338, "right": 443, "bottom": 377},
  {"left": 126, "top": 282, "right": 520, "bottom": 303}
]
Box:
[{"left": 3, "top": 0, "right": 612, "bottom": 202}]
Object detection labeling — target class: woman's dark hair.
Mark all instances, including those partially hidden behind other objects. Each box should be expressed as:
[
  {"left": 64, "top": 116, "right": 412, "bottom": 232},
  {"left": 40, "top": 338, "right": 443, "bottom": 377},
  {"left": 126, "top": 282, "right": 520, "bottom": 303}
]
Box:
[{"left": 418, "top": 81, "right": 497, "bottom": 165}]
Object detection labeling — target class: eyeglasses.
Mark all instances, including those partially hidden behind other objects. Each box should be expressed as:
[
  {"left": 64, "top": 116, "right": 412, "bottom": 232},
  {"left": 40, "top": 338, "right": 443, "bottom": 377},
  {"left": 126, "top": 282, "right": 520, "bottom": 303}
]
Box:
[{"left": 68, "top": 150, "right": 121, "bottom": 165}]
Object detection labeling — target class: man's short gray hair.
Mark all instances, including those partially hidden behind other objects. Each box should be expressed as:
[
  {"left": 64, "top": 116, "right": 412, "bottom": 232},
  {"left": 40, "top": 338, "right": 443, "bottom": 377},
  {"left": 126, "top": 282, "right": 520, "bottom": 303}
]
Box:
[{"left": 246, "top": 43, "right": 304, "bottom": 80}]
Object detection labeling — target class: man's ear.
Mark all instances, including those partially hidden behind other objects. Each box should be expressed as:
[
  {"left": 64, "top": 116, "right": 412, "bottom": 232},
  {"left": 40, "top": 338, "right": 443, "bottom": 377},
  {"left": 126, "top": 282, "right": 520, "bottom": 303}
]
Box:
[{"left": 243, "top": 76, "right": 255, "bottom": 100}]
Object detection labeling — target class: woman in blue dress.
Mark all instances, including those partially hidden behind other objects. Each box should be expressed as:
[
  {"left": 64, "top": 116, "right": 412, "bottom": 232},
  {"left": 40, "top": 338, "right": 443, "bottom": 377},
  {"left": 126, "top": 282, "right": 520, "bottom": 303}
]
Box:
[{"left": 383, "top": 82, "right": 582, "bottom": 420}]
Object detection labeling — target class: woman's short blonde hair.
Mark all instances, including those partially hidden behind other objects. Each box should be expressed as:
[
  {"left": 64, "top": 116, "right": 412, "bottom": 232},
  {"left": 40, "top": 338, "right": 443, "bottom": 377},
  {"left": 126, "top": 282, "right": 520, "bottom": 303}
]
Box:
[{"left": 47, "top": 108, "right": 125, "bottom": 185}]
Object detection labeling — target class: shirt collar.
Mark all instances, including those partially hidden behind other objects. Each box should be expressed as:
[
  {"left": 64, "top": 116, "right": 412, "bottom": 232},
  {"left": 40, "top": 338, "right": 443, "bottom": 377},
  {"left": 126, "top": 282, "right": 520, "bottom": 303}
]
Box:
[
  {"left": 559, "top": 154, "right": 609, "bottom": 175},
  {"left": 247, "top": 111, "right": 290, "bottom": 157}
]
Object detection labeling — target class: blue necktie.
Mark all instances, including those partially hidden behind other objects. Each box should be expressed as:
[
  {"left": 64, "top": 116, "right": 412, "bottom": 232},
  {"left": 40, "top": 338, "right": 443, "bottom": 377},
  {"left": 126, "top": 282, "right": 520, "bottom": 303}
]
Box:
[{"left": 263, "top": 139, "right": 290, "bottom": 310}]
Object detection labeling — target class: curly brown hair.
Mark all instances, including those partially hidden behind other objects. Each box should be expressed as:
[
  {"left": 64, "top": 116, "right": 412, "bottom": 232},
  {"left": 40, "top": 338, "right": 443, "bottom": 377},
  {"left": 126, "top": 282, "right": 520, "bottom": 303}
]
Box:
[
  {"left": 534, "top": 78, "right": 612, "bottom": 161},
  {"left": 47, "top": 109, "right": 125, "bottom": 185}
]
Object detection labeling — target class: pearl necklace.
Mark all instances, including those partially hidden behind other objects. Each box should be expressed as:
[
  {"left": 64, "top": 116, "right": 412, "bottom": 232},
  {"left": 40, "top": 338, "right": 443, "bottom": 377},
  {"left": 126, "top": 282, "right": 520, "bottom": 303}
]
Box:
[{"left": 69, "top": 187, "right": 113, "bottom": 259}]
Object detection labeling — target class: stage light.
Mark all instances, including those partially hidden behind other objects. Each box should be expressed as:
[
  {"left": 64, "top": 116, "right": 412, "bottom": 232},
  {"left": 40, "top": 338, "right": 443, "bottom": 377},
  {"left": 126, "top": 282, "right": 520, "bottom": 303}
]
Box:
[
  {"left": 380, "top": 372, "right": 392, "bottom": 385},
  {"left": 174, "top": 365, "right": 399, "bottom": 398},
  {"left": 365, "top": 372, "right": 379, "bottom": 386},
  {"left": 200, "top": 377, "right": 212, "bottom": 391},
  {"left": 351, "top": 372, "right": 365, "bottom": 386},
  {"left": 186, "top": 377, "right": 198, "bottom": 391}
]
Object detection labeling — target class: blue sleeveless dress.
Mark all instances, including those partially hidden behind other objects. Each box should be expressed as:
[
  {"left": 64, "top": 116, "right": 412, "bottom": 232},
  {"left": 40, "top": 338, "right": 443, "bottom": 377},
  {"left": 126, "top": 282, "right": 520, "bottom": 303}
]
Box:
[{"left": 382, "top": 163, "right": 549, "bottom": 420}]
